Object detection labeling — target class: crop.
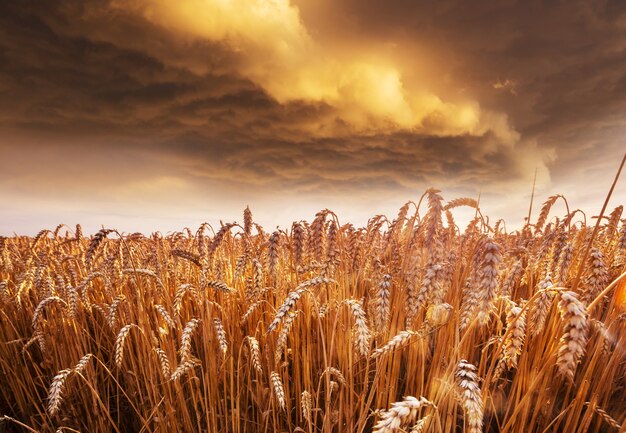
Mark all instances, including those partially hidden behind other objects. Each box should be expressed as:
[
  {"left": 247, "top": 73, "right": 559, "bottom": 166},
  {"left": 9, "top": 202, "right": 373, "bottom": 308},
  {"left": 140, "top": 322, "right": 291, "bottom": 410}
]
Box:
[{"left": 0, "top": 191, "right": 624, "bottom": 432}]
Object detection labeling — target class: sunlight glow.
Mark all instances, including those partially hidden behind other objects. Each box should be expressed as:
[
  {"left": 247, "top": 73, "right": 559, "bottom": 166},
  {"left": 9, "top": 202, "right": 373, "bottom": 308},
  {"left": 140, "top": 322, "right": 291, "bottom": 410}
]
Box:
[{"left": 118, "top": 0, "right": 519, "bottom": 140}]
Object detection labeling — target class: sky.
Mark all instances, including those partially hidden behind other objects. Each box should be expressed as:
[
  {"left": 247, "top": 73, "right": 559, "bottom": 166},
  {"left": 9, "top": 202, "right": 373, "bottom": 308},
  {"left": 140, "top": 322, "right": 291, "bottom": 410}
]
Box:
[{"left": 0, "top": 0, "right": 625, "bottom": 235}]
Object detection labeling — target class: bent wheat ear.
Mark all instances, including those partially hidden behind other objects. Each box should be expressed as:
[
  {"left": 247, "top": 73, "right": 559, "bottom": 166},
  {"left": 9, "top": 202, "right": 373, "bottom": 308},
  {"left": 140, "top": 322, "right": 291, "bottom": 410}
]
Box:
[
  {"left": 73, "top": 353, "right": 93, "bottom": 375},
  {"left": 536, "top": 195, "right": 561, "bottom": 232},
  {"left": 171, "top": 249, "right": 202, "bottom": 267},
  {"left": 321, "top": 367, "right": 346, "bottom": 386},
  {"left": 410, "top": 414, "right": 432, "bottom": 433},
  {"left": 204, "top": 280, "right": 234, "bottom": 293},
  {"left": 32, "top": 296, "right": 65, "bottom": 328},
  {"left": 241, "top": 300, "right": 262, "bottom": 324},
  {"left": 171, "top": 358, "right": 200, "bottom": 382},
  {"left": 275, "top": 311, "right": 298, "bottom": 363},
  {"left": 23, "top": 331, "right": 44, "bottom": 355},
  {"left": 47, "top": 353, "right": 93, "bottom": 416},
  {"left": 153, "top": 348, "right": 171, "bottom": 379},
  {"left": 444, "top": 197, "right": 479, "bottom": 211},
  {"left": 246, "top": 336, "right": 263, "bottom": 374},
  {"left": 585, "top": 403, "right": 622, "bottom": 430},
  {"left": 48, "top": 369, "right": 72, "bottom": 416},
  {"left": 155, "top": 304, "right": 176, "bottom": 328},
  {"left": 107, "top": 295, "right": 126, "bottom": 328},
  {"left": 86, "top": 228, "right": 113, "bottom": 267},
  {"left": 372, "top": 330, "right": 421, "bottom": 359},
  {"left": 373, "top": 396, "right": 434, "bottom": 433},
  {"left": 115, "top": 324, "right": 138, "bottom": 368},
  {"left": 267, "top": 277, "right": 335, "bottom": 332},
  {"left": 180, "top": 318, "right": 201, "bottom": 361},
  {"left": 173, "top": 284, "right": 200, "bottom": 315},
  {"left": 408, "top": 263, "right": 443, "bottom": 327}
]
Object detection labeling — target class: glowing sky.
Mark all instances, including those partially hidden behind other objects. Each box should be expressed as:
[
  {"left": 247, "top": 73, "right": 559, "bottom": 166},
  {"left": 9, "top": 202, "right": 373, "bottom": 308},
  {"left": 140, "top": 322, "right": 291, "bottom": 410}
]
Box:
[{"left": 0, "top": 0, "right": 625, "bottom": 234}]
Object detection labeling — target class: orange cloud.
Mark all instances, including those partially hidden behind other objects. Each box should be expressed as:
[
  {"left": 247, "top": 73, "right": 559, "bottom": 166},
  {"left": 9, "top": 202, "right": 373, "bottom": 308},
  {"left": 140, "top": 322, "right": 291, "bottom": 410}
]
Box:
[{"left": 115, "top": 0, "right": 521, "bottom": 143}]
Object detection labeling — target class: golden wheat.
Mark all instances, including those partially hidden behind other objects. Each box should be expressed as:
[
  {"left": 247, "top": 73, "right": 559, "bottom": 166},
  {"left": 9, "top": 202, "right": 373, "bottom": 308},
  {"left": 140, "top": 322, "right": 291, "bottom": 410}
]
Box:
[{"left": 0, "top": 190, "right": 624, "bottom": 432}]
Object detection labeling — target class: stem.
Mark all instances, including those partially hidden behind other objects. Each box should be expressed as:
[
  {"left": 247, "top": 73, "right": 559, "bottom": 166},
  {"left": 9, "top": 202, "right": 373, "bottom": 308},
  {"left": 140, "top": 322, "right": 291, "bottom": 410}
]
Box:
[
  {"left": 527, "top": 168, "right": 538, "bottom": 226},
  {"left": 571, "top": 153, "right": 626, "bottom": 293}
]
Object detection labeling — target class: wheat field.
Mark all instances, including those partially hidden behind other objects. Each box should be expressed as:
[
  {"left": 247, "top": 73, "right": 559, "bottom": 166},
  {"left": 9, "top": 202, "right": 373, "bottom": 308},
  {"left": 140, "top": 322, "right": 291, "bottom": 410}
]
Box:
[{"left": 0, "top": 189, "right": 625, "bottom": 433}]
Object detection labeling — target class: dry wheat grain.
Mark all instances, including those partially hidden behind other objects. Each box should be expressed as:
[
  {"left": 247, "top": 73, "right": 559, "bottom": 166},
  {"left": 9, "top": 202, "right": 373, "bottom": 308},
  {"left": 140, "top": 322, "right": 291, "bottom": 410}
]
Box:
[
  {"left": 556, "top": 291, "right": 588, "bottom": 381},
  {"left": 373, "top": 396, "right": 434, "bottom": 433},
  {"left": 454, "top": 360, "right": 483, "bottom": 433},
  {"left": 180, "top": 318, "right": 201, "bottom": 361},
  {"left": 115, "top": 324, "right": 137, "bottom": 368},
  {"left": 270, "top": 371, "right": 286, "bottom": 411},
  {"left": 301, "top": 390, "right": 312, "bottom": 423}
]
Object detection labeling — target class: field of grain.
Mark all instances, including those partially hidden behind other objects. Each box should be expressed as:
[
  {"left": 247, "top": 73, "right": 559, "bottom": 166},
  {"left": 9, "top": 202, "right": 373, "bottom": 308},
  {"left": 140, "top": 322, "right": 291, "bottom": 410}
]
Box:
[{"left": 0, "top": 189, "right": 624, "bottom": 433}]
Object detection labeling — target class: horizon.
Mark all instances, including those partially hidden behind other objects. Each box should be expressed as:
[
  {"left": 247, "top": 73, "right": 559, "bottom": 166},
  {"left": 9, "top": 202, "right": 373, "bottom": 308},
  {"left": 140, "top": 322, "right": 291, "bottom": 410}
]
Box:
[{"left": 2, "top": 180, "right": 622, "bottom": 237}]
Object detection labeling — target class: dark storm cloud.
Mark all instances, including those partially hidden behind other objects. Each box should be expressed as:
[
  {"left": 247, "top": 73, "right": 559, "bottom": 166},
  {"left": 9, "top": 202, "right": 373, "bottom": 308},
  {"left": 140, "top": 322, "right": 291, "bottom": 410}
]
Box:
[
  {"left": 296, "top": 0, "right": 626, "bottom": 178},
  {"left": 0, "top": 1, "right": 539, "bottom": 171},
  {"left": 0, "top": 0, "right": 624, "bottom": 234},
  {"left": 154, "top": 131, "right": 541, "bottom": 198}
]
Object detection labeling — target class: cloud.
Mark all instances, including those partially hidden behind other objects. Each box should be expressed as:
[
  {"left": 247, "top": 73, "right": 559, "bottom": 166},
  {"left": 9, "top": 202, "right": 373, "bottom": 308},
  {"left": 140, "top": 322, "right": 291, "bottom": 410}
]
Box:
[
  {"left": 105, "top": 0, "right": 522, "bottom": 143},
  {"left": 0, "top": 0, "right": 623, "bottom": 234}
]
